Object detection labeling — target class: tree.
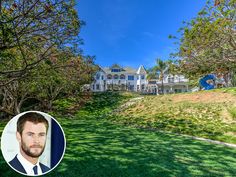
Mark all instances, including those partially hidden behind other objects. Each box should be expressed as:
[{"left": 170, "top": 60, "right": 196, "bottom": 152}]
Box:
[
  {"left": 172, "top": 0, "right": 236, "bottom": 85},
  {"left": 0, "top": 0, "right": 83, "bottom": 85},
  {"left": 34, "top": 53, "right": 96, "bottom": 110},
  {"left": 0, "top": 48, "right": 97, "bottom": 115},
  {"left": 149, "top": 58, "right": 167, "bottom": 94},
  {"left": 0, "top": 80, "right": 29, "bottom": 115},
  {"left": 0, "top": 0, "right": 94, "bottom": 117},
  {"left": 146, "top": 68, "right": 158, "bottom": 80}
]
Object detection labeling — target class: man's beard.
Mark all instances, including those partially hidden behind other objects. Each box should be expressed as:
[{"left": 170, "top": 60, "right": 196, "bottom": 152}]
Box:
[{"left": 21, "top": 141, "right": 45, "bottom": 158}]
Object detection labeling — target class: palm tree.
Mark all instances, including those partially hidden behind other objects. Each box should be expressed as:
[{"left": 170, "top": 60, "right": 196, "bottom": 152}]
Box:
[
  {"left": 153, "top": 58, "right": 167, "bottom": 94},
  {"left": 146, "top": 68, "right": 158, "bottom": 80}
]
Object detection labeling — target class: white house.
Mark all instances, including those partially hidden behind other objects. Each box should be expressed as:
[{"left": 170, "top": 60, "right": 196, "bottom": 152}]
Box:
[
  {"left": 91, "top": 64, "right": 148, "bottom": 92},
  {"left": 91, "top": 64, "right": 189, "bottom": 94},
  {"left": 147, "top": 67, "right": 189, "bottom": 94}
]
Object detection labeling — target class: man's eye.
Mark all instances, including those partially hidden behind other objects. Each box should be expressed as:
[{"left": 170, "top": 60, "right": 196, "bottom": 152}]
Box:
[
  {"left": 27, "top": 133, "right": 33, "bottom": 136},
  {"left": 39, "top": 133, "right": 46, "bottom": 137}
]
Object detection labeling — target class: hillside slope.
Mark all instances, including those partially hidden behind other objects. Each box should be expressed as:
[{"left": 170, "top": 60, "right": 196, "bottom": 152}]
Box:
[{"left": 110, "top": 88, "right": 236, "bottom": 144}]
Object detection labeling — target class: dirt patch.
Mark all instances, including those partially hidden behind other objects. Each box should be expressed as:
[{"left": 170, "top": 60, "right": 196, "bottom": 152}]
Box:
[
  {"left": 172, "top": 91, "right": 236, "bottom": 104},
  {"left": 221, "top": 108, "right": 236, "bottom": 124}
]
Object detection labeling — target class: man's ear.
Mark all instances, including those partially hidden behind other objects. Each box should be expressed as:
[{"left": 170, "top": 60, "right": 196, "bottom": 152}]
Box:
[{"left": 16, "top": 131, "right": 21, "bottom": 143}]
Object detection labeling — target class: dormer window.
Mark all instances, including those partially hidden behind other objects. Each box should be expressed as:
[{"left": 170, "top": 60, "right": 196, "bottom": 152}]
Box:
[
  {"left": 111, "top": 68, "right": 121, "bottom": 72},
  {"left": 110, "top": 64, "right": 122, "bottom": 72}
]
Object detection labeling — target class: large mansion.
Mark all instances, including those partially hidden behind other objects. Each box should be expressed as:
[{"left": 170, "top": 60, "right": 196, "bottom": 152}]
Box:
[{"left": 91, "top": 64, "right": 189, "bottom": 94}]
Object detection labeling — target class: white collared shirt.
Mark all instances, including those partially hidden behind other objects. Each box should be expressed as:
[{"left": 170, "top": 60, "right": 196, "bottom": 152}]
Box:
[{"left": 17, "top": 152, "right": 43, "bottom": 176}]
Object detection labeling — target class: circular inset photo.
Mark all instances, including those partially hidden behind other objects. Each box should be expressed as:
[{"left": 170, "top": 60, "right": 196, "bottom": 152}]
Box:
[{"left": 0, "top": 111, "right": 66, "bottom": 176}]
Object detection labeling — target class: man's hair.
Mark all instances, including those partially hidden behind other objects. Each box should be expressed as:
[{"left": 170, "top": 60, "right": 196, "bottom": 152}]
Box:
[{"left": 17, "top": 112, "right": 49, "bottom": 135}]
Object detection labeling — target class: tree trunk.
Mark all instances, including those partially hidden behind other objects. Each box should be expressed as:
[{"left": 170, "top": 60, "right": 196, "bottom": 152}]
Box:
[
  {"left": 14, "top": 102, "right": 21, "bottom": 115},
  {"left": 161, "top": 79, "right": 164, "bottom": 94}
]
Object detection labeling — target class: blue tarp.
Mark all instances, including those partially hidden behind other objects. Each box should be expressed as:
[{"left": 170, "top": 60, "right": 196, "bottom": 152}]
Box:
[{"left": 199, "top": 74, "right": 216, "bottom": 90}]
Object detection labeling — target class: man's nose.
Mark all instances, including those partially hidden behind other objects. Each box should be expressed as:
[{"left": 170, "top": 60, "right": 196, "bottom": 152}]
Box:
[{"left": 33, "top": 135, "right": 40, "bottom": 143}]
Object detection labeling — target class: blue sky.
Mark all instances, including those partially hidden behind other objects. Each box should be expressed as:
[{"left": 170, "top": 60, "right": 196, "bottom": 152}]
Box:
[{"left": 77, "top": 0, "right": 206, "bottom": 69}]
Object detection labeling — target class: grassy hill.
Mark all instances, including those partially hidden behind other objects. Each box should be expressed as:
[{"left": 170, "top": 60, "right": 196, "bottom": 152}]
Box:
[
  {"left": 0, "top": 90, "right": 236, "bottom": 176},
  {"left": 109, "top": 88, "right": 236, "bottom": 144}
]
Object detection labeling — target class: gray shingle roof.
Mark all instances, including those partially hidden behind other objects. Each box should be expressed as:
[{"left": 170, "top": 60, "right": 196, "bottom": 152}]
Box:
[{"left": 102, "top": 67, "right": 137, "bottom": 74}]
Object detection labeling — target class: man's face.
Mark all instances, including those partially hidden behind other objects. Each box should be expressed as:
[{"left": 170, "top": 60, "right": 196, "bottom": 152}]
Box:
[{"left": 17, "top": 121, "right": 47, "bottom": 158}]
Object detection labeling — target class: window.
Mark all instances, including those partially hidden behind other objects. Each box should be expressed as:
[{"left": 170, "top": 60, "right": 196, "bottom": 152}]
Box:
[
  {"left": 120, "top": 74, "right": 125, "bottom": 79},
  {"left": 121, "top": 84, "right": 126, "bottom": 90},
  {"left": 107, "top": 74, "right": 112, "bottom": 79},
  {"left": 96, "top": 84, "right": 100, "bottom": 90},
  {"left": 168, "top": 76, "right": 174, "bottom": 83},
  {"left": 128, "top": 75, "right": 134, "bottom": 80},
  {"left": 141, "top": 84, "right": 145, "bottom": 90},
  {"left": 111, "top": 68, "right": 121, "bottom": 72},
  {"left": 174, "top": 89, "right": 182, "bottom": 93},
  {"left": 96, "top": 74, "right": 100, "bottom": 80},
  {"left": 141, "top": 75, "right": 145, "bottom": 80},
  {"left": 113, "top": 74, "right": 119, "bottom": 79},
  {"left": 101, "top": 75, "right": 104, "bottom": 80},
  {"left": 129, "top": 85, "right": 134, "bottom": 91}
]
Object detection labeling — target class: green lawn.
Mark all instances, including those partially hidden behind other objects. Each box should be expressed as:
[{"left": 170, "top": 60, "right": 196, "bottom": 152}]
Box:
[
  {"left": 1, "top": 91, "right": 236, "bottom": 176},
  {"left": 1, "top": 117, "right": 236, "bottom": 177}
]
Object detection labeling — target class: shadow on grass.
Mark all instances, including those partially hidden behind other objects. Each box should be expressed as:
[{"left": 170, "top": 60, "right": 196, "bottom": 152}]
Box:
[{"left": 1, "top": 118, "right": 236, "bottom": 177}]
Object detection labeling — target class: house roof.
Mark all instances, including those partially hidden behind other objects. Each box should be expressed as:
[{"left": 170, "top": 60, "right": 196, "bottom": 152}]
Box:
[
  {"left": 136, "top": 65, "right": 147, "bottom": 74},
  {"left": 97, "top": 65, "right": 106, "bottom": 73},
  {"left": 102, "top": 66, "right": 138, "bottom": 74},
  {"left": 109, "top": 64, "right": 122, "bottom": 69},
  {"left": 98, "top": 64, "right": 147, "bottom": 75}
]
